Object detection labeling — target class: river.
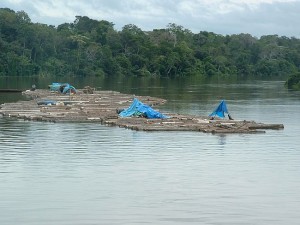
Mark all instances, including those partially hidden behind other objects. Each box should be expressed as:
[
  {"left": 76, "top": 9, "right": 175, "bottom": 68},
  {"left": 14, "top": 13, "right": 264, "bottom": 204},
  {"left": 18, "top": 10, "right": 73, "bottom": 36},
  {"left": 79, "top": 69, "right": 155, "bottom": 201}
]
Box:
[{"left": 0, "top": 77, "right": 300, "bottom": 225}]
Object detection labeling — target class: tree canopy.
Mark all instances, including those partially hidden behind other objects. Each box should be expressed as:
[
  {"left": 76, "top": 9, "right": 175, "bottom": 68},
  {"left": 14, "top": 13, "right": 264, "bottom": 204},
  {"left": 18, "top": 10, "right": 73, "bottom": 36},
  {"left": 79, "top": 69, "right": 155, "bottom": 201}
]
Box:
[{"left": 1, "top": 8, "right": 300, "bottom": 82}]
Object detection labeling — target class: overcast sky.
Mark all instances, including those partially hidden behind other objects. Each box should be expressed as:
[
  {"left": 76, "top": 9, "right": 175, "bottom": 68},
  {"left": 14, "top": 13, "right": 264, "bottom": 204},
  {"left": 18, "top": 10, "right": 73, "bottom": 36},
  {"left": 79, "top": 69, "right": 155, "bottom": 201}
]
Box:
[{"left": 1, "top": 0, "right": 300, "bottom": 38}]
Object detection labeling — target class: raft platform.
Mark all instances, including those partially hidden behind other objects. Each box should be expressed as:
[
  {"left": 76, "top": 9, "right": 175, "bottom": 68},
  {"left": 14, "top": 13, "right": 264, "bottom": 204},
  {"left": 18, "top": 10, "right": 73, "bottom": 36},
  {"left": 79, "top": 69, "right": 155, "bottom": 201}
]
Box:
[{"left": 0, "top": 89, "right": 284, "bottom": 134}]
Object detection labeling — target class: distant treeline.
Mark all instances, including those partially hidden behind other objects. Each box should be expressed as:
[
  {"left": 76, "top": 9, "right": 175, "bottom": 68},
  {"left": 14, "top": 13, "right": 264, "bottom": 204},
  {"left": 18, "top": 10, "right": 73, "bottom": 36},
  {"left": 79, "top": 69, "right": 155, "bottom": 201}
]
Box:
[{"left": 1, "top": 8, "right": 300, "bottom": 83}]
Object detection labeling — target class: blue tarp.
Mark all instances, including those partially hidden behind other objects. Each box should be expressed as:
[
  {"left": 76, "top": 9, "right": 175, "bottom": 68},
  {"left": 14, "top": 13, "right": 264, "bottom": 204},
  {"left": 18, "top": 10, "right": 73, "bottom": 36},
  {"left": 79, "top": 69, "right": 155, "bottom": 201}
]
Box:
[
  {"left": 209, "top": 100, "right": 229, "bottom": 118},
  {"left": 48, "top": 83, "right": 77, "bottom": 94},
  {"left": 37, "top": 100, "right": 57, "bottom": 105},
  {"left": 49, "top": 83, "right": 65, "bottom": 91},
  {"left": 119, "top": 98, "right": 169, "bottom": 119}
]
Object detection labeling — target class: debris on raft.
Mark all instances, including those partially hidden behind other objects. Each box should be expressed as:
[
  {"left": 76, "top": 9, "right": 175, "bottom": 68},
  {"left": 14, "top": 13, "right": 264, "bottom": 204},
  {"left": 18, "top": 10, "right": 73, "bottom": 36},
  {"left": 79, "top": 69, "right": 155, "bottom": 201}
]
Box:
[{"left": 0, "top": 89, "right": 284, "bottom": 134}]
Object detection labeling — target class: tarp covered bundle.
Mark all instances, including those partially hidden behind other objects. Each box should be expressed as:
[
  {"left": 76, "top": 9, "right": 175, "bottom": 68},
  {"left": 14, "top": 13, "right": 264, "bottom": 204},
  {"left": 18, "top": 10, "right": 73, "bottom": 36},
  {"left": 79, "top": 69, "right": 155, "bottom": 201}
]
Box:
[
  {"left": 37, "top": 100, "right": 57, "bottom": 106},
  {"left": 119, "top": 98, "right": 169, "bottom": 119},
  {"left": 48, "top": 83, "right": 76, "bottom": 94},
  {"left": 209, "top": 100, "right": 231, "bottom": 119}
]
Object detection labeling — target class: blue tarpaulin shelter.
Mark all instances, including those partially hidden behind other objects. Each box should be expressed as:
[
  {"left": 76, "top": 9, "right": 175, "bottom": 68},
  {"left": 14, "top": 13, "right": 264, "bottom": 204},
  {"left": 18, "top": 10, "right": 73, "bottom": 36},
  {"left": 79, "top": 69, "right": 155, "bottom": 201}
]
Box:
[
  {"left": 209, "top": 100, "right": 232, "bottom": 119},
  {"left": 119, "top": 98, "right": 169, "bottom": 119},
  {"left": 48, "top": 83, "right": 77, "bottom": 94}
]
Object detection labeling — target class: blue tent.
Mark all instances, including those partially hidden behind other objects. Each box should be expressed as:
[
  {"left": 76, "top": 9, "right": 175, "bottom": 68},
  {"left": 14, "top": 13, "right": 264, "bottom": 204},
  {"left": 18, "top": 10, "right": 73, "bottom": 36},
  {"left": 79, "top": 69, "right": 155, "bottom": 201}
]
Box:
[
  {"left": 61, "top": 84, "right": 76, "bottom": 94},
  {"left": 209, "top": 100, "right": 231, "bottom": 119},
  {"left": 48, "top": 83, "right": 77, "bottom": 94},
  {"left": 119, "top": 98, "right": 169, "bottom": 119}
]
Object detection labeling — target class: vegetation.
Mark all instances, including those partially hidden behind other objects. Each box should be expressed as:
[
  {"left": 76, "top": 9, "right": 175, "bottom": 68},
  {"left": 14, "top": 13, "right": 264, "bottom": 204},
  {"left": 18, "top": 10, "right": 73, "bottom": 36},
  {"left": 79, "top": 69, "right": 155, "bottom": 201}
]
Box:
[
  {"left": 285, "top": 72, "right": 300, "bottom": 90},
  {"left": 1, "top": 8, "right": 300, "bottom": 85}
]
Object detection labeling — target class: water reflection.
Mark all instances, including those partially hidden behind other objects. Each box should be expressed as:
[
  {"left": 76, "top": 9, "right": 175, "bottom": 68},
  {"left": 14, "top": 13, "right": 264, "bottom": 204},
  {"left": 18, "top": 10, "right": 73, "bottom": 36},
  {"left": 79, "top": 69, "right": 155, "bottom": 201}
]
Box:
[{"left": 217, "top": 134, "right": 227, "bottom": 146}]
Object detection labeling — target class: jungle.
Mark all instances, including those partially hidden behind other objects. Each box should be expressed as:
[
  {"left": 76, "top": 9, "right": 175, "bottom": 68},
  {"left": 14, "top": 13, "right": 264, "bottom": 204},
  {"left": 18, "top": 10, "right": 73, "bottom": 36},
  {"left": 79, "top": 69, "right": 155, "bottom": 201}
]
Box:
[{"left": 1, "top": 8, "right": 300, "bottom": 89}]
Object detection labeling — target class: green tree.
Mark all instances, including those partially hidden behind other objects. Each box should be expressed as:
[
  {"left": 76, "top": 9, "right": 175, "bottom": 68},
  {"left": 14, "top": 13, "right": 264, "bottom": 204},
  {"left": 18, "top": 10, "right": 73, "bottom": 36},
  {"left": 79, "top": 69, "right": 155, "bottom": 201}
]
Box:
[{"left": 285, "top": 72, "right": 300, "bottom": 90}]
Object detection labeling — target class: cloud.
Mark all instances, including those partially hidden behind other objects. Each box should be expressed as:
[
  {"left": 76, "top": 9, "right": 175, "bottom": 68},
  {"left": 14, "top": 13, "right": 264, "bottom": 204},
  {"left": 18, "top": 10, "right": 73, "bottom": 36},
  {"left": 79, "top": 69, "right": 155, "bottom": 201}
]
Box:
[
  {"left": 1, "top": 0, "right": 300, "bottom": 37},
  {"left": 205, "top": 1, "right": 300, "bottom": 37}
]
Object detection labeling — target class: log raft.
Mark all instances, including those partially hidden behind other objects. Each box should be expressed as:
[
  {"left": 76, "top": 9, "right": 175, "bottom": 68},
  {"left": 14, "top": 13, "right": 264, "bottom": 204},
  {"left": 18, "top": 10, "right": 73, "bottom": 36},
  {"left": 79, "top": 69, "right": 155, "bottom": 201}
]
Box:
[{"left": 0, "top": 89, "right": 284, "bottom": 134}]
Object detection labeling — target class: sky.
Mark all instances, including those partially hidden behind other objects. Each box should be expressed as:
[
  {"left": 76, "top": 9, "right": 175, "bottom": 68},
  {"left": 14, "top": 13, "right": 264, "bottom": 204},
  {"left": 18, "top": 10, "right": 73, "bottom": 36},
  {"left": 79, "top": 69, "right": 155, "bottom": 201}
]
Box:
[{"left": 1, "top": 0, "right": 300, "bottom": 38}]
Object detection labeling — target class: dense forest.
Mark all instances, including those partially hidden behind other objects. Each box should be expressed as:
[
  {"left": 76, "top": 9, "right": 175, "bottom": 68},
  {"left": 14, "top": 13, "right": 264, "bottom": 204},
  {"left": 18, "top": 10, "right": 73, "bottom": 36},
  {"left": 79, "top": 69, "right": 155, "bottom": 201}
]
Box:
[{"left": 1, "top": 7, "right": 300, "bottom": 87}]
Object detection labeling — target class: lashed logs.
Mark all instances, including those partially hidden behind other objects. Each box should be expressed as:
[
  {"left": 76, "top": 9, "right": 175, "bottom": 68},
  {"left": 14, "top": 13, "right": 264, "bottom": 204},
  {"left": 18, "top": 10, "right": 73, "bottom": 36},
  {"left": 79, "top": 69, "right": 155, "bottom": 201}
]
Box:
[{"left": 0, "top": 89, "right": 284, "bottom": 134}]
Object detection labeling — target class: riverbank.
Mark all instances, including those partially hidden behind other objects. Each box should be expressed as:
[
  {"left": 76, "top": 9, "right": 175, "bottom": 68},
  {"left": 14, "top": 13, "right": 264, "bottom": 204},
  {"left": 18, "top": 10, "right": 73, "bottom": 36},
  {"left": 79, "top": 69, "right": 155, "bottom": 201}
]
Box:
[{"left": 0, "top": 89, "right": 284, "bottom": 134}]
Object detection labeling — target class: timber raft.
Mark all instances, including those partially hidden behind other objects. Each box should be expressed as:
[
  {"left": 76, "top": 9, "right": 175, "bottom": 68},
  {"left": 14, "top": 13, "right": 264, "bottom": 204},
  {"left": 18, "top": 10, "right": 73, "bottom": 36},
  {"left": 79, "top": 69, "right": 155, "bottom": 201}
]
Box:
[{"left": 0, "top": 88, "right": 284, "bottom": 134}]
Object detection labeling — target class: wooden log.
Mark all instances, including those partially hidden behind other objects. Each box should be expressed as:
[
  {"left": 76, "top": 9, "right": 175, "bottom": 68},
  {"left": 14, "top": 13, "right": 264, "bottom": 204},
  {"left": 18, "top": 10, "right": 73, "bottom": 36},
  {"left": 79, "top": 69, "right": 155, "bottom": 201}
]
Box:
[{"left": 249, "top": 124, "right": 284, "bottom": 130}]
